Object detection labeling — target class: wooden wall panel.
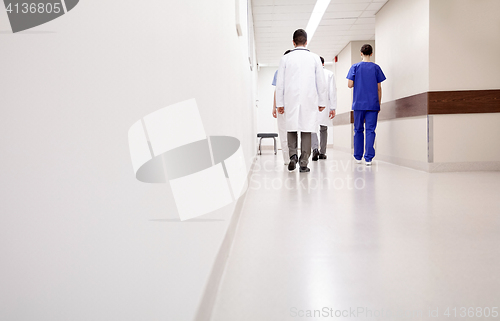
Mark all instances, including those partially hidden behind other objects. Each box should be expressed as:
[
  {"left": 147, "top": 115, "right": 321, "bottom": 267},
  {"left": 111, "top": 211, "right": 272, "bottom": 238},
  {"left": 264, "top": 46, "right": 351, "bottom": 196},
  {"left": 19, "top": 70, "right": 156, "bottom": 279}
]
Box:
[
  {"left": 331, "top": 111, "right": 353, "bottom": 125},
  {"left": 428, "top": 90, "right": 500, "bottom": 115},
  {"left": 379, "top": 92, "right": 428, "bottom": 121},
  {"left": 331, "top": 89, "right": 500, "bottom": 126}
]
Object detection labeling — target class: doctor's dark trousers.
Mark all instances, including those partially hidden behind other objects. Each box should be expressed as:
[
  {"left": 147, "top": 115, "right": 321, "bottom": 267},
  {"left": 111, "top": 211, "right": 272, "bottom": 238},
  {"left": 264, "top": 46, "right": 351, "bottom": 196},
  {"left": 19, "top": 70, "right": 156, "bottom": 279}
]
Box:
[
  {"left": 287, "top": 131, "right": 311, "bottom": 167},
  {"left": 353, "top": 110, "right": 378, "bottom": 161}
]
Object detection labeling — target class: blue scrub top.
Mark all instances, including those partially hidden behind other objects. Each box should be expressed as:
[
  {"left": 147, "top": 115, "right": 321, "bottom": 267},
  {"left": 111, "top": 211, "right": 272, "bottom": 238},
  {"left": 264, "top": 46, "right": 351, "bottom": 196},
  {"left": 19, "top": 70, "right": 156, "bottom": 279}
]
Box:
[
  {"left": 272, "top": 70, "right": 278, "bottom": 86},
  {"left": 346, "top": 62, "right": 386, "bottom": 111}
]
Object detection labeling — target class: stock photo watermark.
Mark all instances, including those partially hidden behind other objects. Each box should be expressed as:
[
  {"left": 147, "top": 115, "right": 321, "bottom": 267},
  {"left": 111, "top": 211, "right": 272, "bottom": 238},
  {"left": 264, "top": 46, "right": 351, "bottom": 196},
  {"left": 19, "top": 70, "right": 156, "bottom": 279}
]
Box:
[
  {"left": 250, "top": 159, "right": 378, "bottom": 191},
  {"left": 250, "top": 173, "right": 367, "bottom": 191},
  {"left": 128, "top": 99, "right": 248, "bottom": 221},
  {"left": 290, "top": 306, "right": 499, "bottom": 318},
  {"left": 3, "top": 0, "right": 79, "bottom": 33}
]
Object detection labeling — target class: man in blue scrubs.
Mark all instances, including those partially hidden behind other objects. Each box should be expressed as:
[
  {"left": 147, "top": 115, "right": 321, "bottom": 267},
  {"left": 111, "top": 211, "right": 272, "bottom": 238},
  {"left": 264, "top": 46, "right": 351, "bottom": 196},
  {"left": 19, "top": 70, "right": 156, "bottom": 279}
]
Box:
[{"left": 346, "top": 44, "right": 386, "bottom": 166}]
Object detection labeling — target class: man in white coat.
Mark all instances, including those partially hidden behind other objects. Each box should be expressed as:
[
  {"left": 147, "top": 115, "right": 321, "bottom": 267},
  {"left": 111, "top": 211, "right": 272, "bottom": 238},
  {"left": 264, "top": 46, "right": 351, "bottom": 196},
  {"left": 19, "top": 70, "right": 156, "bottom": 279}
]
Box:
[
  {"left": 275, "top": 29, "right": 328, "bottom": 172},
  {"left": 312, "top": 56, "right": 337, "bottom": 161}
]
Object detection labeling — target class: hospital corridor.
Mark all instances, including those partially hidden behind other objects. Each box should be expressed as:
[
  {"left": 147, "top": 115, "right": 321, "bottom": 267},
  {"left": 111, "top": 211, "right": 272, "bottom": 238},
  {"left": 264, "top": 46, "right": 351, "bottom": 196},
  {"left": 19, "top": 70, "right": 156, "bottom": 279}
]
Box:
[
  {"left": 0, "top": 0, "right": 499, "bottom": 320},
  {"left": 211, "top": 149, "right": 500, "bottom": 320}
]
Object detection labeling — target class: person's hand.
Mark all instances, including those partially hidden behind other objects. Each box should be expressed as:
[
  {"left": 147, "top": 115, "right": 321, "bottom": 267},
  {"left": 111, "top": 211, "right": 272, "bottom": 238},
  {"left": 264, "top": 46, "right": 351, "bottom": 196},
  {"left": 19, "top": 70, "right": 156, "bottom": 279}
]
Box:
[
  {"left": 272, "top": 108, "right": 277, "bottom": 118},
  {"left": 319, "top": 106, "right": 325, "bottom": 112},
  {"left": 277, "top": 107, "right": 285, "bottom": 114},
  {"left": 329, "top": 110, "right": 336, "bottom": 119}
]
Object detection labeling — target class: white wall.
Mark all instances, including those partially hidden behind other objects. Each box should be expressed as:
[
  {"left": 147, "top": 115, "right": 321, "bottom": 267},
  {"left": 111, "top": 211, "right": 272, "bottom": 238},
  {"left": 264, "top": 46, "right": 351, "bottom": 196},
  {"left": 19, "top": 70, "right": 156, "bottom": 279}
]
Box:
[
  {"left": 374, "top": 0, "right": 500, "bottom": 171},
  {"left": 0, "top": 0, "right": 256, "bottom": 320},
  {"left": 377, "top": 0, "right": 500, "bottom": 95},
  {"left": 373, "top": 0, "right": 430, "bottom": 169},
  {"left": 427, "top": 0, "right": 500, "bottom": 169},
  {"left": 377, "top": 116, "right": 429, "bottom": 163},
  {"left": 334, "top": 43, "right": 353, "bottom": 114},
  {"left": 325, "top": 63, "right": 334, "bottom": 74},
  {"left": 376, "top": 0, "right": 430, "bottom": 102},
  {"left": 429, "top": 0, "right": 500, "bottom": 91},
  {"left": 256, "top": 67, "right": 280, "bottom": 146},
  {"left": 432, "top": 113, "right": 500, "bottom": 163},
  {"left": 332, "top": 124, "right": 353, "bottom": 152}
]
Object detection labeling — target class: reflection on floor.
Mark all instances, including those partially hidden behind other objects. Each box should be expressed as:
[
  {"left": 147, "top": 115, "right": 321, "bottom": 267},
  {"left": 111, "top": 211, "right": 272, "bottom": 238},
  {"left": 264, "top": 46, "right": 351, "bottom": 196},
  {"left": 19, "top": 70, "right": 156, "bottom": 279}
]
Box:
[{"left": 211, "top": 149, "right": 500, "bottom": 321}]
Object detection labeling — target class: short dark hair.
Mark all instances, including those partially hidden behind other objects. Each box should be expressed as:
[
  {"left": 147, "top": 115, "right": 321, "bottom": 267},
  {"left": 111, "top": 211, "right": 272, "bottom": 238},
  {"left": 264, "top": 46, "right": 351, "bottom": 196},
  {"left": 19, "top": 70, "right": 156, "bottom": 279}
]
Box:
[
  {"left": 361, "top": 44, "right": 373, "bottom": 56},
  {"left": 284, "top": 50, "right": 291, "bottom": 55},
  {"left": 293, "top": 29, "right": 307, "bottom": 45},
  {"left": 320, "top": 56, "right": 324, "bottom": 64}
]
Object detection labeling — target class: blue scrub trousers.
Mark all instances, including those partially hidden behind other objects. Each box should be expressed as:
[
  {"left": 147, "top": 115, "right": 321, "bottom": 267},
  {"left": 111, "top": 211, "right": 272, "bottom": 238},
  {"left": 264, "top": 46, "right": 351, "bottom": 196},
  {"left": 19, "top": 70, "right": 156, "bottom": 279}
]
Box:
[{"left": 353, "top": 110, "right": 378, "bottom": 162}]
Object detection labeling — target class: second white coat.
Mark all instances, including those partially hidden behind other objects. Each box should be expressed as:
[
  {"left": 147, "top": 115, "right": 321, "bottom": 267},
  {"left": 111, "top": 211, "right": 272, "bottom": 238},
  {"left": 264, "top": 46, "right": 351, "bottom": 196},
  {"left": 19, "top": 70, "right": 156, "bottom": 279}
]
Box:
[{"left": 318, "top": 67, "right": 337, "bottom": 127}]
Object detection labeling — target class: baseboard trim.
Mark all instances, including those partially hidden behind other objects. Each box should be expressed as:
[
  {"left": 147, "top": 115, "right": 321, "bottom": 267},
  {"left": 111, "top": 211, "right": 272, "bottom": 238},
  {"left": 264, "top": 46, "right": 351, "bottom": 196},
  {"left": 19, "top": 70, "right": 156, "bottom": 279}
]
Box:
[
  {"left": 375, "top": 154, "right": 430, "bottom": 172},
  {"left": 193, "top": 156, "right": 257, "bottom": 321},
  {"left": 374, "top": 153, "right": 500, "bottom": 173},
  {"left": 428, "top": 161, "right": 500, "bottom": 172}
]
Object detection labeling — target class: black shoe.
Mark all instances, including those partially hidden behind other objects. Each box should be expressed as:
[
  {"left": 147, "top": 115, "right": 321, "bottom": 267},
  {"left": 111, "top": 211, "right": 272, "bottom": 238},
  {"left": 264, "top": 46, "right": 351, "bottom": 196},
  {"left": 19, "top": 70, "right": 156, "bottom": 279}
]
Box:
[
  {"left": 312, "top": 149, "right": 319, "bottom": 161},
  {"left": 288, "top": 154, "right": 298, "bottom": 171},
  {"left": 299, "top": 166, "right": 310, "bottom": 172},
  {"left": 319, "top": 154, "right": 327, "bottom": 160}
]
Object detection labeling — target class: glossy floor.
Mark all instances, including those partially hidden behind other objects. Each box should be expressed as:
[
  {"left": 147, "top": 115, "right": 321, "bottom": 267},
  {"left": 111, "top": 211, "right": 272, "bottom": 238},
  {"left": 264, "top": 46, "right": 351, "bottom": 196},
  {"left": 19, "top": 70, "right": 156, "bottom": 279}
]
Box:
[{"left": 211, "top": 149, "right": 500, "bottom": 321}]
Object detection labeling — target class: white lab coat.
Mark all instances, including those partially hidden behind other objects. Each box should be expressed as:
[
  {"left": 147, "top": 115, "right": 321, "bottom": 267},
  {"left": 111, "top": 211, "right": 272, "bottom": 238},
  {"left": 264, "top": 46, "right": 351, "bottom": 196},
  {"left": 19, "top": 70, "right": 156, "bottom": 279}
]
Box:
[
  {"left": 318, "top": 68, "right": 337, "bottom": 126},
  {"left": 275, "top": 48, "right": 327, "bottom": 132}
]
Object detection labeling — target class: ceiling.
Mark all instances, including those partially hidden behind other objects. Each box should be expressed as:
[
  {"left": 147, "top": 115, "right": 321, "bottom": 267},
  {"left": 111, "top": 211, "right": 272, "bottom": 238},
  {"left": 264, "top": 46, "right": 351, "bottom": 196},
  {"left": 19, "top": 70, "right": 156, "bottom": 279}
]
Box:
[{"left": 252, "top": 0, "right": 388, "bottom": 66}]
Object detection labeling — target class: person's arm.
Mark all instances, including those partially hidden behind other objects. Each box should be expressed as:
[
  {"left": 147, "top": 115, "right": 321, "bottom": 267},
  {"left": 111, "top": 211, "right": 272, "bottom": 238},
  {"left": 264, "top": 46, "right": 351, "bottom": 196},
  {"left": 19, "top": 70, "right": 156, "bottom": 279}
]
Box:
[
  {"left": 315, "top": 58, "right": 327, "bottom": 111},
  {"left": 329, "top": 74, "right": 337, "bottom": 119},
  {"left": 375, "top": 65, "right": 386, "bottom": 107},
  {"left": 272, "top": 90, "right": 277, "bottom": 118},
  {"left": 347, "top": 64, "right": 355, "bottom": 88},
  {"left": 378, "top": 82, "right": 382, "bottom": 105}
]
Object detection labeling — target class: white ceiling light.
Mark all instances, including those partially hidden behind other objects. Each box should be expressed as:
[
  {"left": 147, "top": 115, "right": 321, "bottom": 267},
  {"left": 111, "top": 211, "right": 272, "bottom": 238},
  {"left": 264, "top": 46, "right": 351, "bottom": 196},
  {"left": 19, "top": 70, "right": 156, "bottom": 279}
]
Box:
[{"left": 305, "top": 0, "right": 331, "bottom": 46}]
